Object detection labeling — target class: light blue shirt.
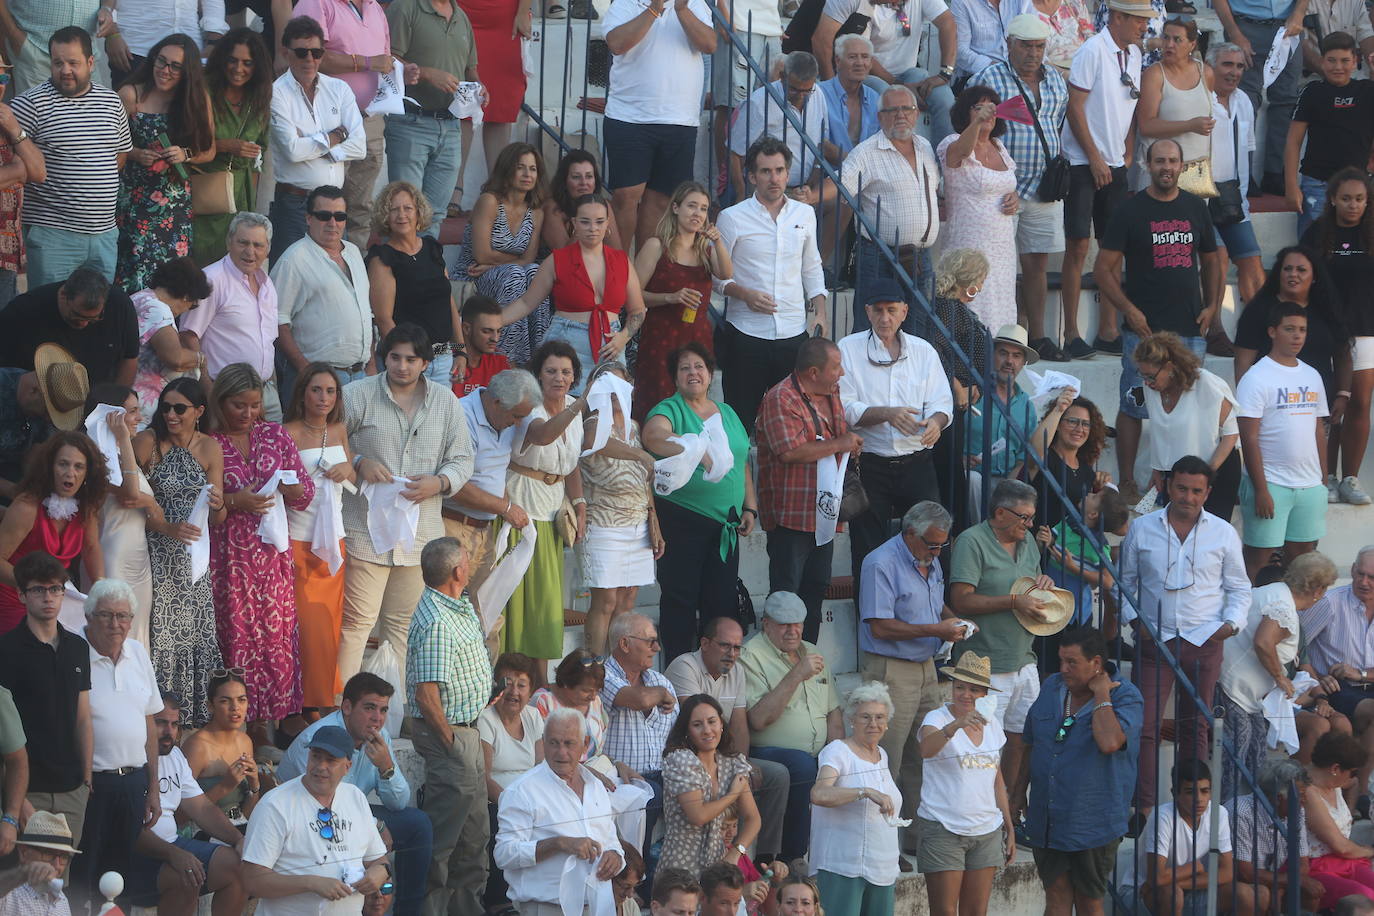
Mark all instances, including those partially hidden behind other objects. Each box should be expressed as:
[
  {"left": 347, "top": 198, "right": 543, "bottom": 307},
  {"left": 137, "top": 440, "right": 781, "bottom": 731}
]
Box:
[
  {"left": 456, "top": 389, "right": 516, "bottom": 520},
  {"left": 858, "top": 533, "right": 945, "bottom": 661},
  {"left": 818, "top": 76, "right": 881, "bottom": 158},
  {"left": 1225, "top": 0, "right": 1296, "bottom": 20},
  {"left": 277, "top": 710, "right": 411, "bottom": 811},
  {"left": 951, "top": 0, "right": 1028, "bottom": 78}
]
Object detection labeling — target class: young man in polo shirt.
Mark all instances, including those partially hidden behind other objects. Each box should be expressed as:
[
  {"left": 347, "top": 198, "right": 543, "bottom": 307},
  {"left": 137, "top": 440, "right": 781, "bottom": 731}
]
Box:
[{"left": 0, "top": 553, "right": 91, "bottom": 858}]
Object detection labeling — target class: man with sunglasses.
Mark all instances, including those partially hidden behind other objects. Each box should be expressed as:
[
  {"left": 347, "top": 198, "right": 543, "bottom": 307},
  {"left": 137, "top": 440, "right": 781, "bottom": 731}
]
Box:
[
  {"left": 267, "top": 15, "right": 366, "bottom": 261},
  {"left": 1022, "top": 626, "right": 1142, "bottom": 916},
  {"left": 242, "top": 726, "right": 390, "bottom": 916}
]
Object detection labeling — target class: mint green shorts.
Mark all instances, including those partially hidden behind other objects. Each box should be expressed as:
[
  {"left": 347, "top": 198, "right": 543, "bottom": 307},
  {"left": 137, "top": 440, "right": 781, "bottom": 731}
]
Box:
[{"left": 1239, "top": 477, "right": 1327, "bottom": 548}]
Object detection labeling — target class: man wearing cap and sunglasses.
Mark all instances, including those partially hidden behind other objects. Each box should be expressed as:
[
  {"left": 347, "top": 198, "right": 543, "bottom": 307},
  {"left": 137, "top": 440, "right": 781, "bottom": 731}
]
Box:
[{"left": 241, "top": 725, "right": 390, "bottom": 916}]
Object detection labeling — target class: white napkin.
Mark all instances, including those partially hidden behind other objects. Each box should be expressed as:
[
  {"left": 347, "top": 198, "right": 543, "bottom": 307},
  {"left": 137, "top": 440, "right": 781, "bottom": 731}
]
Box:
[
  {"left": 581, "top": 372, "right": 636, "bottom": 457},
  {"left": 605, "top": 776, "right": 653, "bottom": 852},
  {"left": 59, "top": 582, "right": 87, "bottom": 633},
  {"left": 448, "top": 81, "right": 486, "bottom": 123},
  {"left": 653, "top": 433, "right": 710, "bottom": 497},
  {"left": 814, "top": 450, "right": 847, "bottom": 547},
  {"left": 84, "top": 405, "right": 126, "bottom": 487},
  {"left": 558, "top": 852, "right": 615, "bottom": 916},
  {"left": 475, "top": 522, "right": 538, "bottom": 634},
  {"left": 361, "top": 478, "right": 420, "bottom": 556},
  {"left": 699, "top": 413, "right": 734, "bottom": 483},
  {"left": 365, "top": 60, "right": 407, "bottom": 116},
  {"left": 310, "top": 478, "right": 346, "bottom": 574},
  {"left": 1262, "top": 671, "right": 1317, "bottom": 754},
  {"left": 1022, "top": 367, "right": 1082, "bottom": 413},
  {"left": 1264, "top": 28, "right": 1300, "bottom": 89},
  {"left": 884, "top": 815, "right": 913, "bottom": 828},
  {"left": 254, "top": 470, "right": 298, "bottom": 553},
  {"left": 187, "top": 483, "right": 214, "bottom": 581}
]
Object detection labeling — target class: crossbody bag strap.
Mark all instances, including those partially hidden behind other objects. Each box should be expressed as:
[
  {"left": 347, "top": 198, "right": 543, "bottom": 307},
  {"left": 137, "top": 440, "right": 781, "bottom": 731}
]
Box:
[{"left": 1006, "top": 65, "right": 1054, "bottom": 164}]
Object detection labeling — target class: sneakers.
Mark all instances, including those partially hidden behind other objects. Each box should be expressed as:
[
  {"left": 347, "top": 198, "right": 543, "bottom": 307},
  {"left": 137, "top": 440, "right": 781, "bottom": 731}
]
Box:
[
  {"left": 1092, "top": 335, "right": 1123, "bottom": 355},
  {"left": 1030, "top": 337, "right": 1070, "bottom": 362},
  {"left": 1340, "top": 476, "right": 1373, "bottom": 505},
  {"left": 1064, "top": 337, "right": 1096, "bottom": 359},
  {"left": 1327, "top": 474, "right": 1341, "bottom": 504}
]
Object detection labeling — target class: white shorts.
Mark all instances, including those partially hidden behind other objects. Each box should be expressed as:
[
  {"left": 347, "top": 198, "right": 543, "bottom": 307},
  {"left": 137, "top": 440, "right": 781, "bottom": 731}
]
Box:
[
  {"left": 988, "top": 662, "right": 1041, "bottom": 733},
  {"left": 1014, "top": 198, "right": 1066, "bottom": 255},
  {"left": 1354, "top": 336, "right": 1374, "bottom": 372}
]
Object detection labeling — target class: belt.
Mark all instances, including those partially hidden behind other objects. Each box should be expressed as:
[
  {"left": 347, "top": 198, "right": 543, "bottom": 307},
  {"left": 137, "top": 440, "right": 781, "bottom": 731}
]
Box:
[
  {"left": 1236, "top": 14, "right": 1285, "bottom": 22},
  {"left": 861, "top": 451, "right": 932, "bottom": 464},
  {"left": 442, "top": 505, "right": 490, "bottom": 528},
  {"left": 417, "top": 108, "right": 457, "bottom": 120},
  {"left": 277, "top": 182, "right": 311, "bottom": 197},
  {"left": 95, "top": 766, "right": 143, "bottom": 776},
  {"left": 860, "top": 238, "right": 923, "bottom": 257},
  {"left": 334, "top": 361, "right": 368, "bottom": 375},
  {"left": 509, "top": 463, "right": 564, "bottom": 486}
]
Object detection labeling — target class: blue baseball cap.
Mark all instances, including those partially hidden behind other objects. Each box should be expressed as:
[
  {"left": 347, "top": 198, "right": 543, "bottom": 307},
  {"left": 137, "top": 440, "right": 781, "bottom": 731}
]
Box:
[{"left": 307, "top": 725, "right": 354, "bottom": 760}]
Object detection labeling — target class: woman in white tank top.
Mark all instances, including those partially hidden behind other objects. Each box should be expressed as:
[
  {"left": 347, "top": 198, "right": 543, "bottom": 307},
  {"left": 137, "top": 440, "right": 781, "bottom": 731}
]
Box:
[{"left": 1134, "top": 18, "right": 1216, "bottom": 187}]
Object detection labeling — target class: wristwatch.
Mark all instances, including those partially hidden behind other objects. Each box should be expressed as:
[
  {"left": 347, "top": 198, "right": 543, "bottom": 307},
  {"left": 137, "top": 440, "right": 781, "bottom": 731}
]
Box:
[
  {"left": 938, "top": 65, "right": 955, "bottom": 80},
  {"left": 12, "top": 129, "right": 28, "bottom": 145},
  {"left": 735, "top": 844, "right": 748, "bottom": 858},
  {"left": 379, "top": 766, "right": 396, "bottom": 781}
]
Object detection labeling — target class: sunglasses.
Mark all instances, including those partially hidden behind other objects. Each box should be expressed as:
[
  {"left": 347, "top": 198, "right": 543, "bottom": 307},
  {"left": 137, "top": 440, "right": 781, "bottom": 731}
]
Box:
[
  {"left": 291, "top": 46, "right": 326, "bottom": 60},
  {"left": 159, "top": 402, "right": 192, "bottom": 415},
  {"left": 1119, "top": 70, "right": 1141, "bottom": 100},
  {"left": 316, "top": 807, "right": 335, "bottom": 841},
  {"left": 579, "top": 654, "right": 606, "bottom": 667},
  {"left": 310, "top": 210, "right": 348, "bottom": 222},
  {"left": 1055, "top": 713, "right": 1076, "bottom": 743},
  {"left": 211, "top": 666, "right": 246, "bottom": 679}
]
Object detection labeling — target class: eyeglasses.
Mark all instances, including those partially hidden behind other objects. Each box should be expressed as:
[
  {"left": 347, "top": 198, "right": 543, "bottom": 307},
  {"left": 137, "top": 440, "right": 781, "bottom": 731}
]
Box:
[
  {"left": 865, "top": 330, "right": 907, "bottom": 367},
  {"left": 785, "top": 82, "right": 815, "bottom": 97},
  {"left": 91, "top": 611, "right": 134, "bottom": 624},
  {"left": 22, "top": 584, "right": 64, "bottom": 598},
  {"left": 309, "top": 210, "right": 348, "bottom": 222},
  {"left": 1118, "top": 53, "right": 1140, "bottom": 99},
  {"left": 1055, "top": 713, "right": 1077, "bottom": 742},
  {"left": 1001, "top": 507, "right": 1035, "bottom": 525},
  {"left": 211, "top": 666, "right": 246, "bottom": 679},
  {"left": 291, "top": 46, "right": 326, "bottom": 60},
  {"left": 316, "top": 807, "right": 335, "bottom": 841},
  {"left": 159, "top": 402, "right": 191, "bottom": 416},
  {"left": 627, "top": 635, "right": 661, "bottom": 648},
  {"left": 153, "top": 56, "right": 185, "bottom": 74},
  {"left": 920, "top": 534, "right": 950, "bottom": 552},
  {"left": 879, "top": 104, "right": 918, "bottom": 115},
  {"left": 712, "top": 640, "right": 743, "bottom": 654},
  {"left": 1060, "top": 417, "right": 1092, "bottom": 430},
  {"left": 1139, "top": 363, "right": 1168, "bottom": 384}
]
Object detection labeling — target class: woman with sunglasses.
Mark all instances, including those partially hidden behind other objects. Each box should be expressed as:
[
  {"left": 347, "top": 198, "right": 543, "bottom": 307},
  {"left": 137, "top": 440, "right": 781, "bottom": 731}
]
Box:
[
  {"left": 915, "top": 654, "right": 1013, "bottom": 916},
  {"left": 284, "top": 363, "right": 356, "bottom": 718},
  {"left": 135, "top": 377, "right": 226, "bottom": 725},
  {"left": 184, "top": 669, "right": 265, "bottom": 827},
  {"left": 131, "top": 257, "right": 210, "bottom": 425},
  {"left": 208, "top": 363, "right": 313, "bottom": 744},
  {"left": 114, "top": 33, "right": 216, "bottom": 293},
  {"left": 530, "top": 649, "right": 619, "bottom": 772}
]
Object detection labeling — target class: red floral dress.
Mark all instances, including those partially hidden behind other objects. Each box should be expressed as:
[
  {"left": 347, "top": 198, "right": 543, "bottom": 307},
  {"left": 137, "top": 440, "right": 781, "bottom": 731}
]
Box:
[
  {"left": 0, "top": 143, "right": 24, "bottom": 276},
  {"left": 116, "top": 112, "right": 192, "bottom": 292}
]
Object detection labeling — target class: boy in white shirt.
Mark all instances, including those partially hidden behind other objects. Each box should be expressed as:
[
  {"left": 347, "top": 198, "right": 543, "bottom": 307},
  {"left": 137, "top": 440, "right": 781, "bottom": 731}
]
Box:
[{"left": 1236, "top": 301, "right": 1330, "bottom": 580}]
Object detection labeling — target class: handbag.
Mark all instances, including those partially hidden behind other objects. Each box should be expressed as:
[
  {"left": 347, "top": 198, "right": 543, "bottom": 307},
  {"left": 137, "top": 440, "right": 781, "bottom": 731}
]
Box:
[
  {"left": 838, "top": 458, "right": 869, "bottom": 523},
  {"left": 1209, "top": 117, "right": 1244, "bottom": 226},
  {"left": 1177, "top": 156, "right": 1219, "bottom": 199},
  {"left": 190, "top": 169, "right": 237, "bottom": 216},
  {"left": 1007, "top": 66, "right": 1069, "bottom": 202},
  {"left": 555, "top": 496, "right": 578, "bottom": 545}
]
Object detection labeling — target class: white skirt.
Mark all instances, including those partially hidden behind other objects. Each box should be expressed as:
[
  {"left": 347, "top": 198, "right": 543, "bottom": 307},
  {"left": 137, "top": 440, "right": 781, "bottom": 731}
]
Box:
[{"left": 579, "top": 521, "right": 655, "bottom": 589}]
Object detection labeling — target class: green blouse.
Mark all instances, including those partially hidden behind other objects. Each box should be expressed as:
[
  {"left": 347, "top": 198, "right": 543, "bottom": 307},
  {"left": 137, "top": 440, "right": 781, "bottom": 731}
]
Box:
[{"left": 645, "top": 393, "right": 749, "bottom": 559}]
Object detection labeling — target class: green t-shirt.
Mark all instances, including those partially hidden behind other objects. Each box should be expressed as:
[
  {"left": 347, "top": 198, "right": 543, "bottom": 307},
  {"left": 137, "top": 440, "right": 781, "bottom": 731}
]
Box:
[
  {"left": 0, "top": 685, "right": 24, "bottom": 756},
  {"left": 645, "top": 393, "right": 749, "bottom": 523},
  {"left": 950, "top": 520, "right": 1041, "bottom": 673}
]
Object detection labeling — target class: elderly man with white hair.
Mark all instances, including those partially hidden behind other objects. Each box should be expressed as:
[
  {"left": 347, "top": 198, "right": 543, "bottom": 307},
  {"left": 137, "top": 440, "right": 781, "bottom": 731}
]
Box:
[
  {"left": 72, "top": 578, "right": 162, "bottom": 906},
  {"left": 179, "top": 212, "right": 282, "bottom": 419},
  {"left": 1232, "top": 757, "right": 1324, "bottom": 911},
  {"left": 495, "top": 707, "right": 626, "bottom": 916},
  {"left": 817, "top": 34, "right": 883, "bottom": 162}
]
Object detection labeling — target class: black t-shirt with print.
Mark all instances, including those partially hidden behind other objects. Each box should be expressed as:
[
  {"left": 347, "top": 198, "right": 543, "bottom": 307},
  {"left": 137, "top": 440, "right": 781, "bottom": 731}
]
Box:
[
  {"left": 1300, "top": 221, "right": 1374, "bottom": 336},
  {"left": 1294, "top": 78, "right": 1374, "bottom": 182}
]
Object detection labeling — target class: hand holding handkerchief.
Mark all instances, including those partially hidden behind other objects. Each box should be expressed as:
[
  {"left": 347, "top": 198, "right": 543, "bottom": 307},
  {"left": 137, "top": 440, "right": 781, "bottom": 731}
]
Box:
[
  {"left": 84, "top": 404, "right": 127, "bottom": 487},
  {"left": 255, "top": 470, "right": 298, "bottom": 552},
  {"left": 362, "top": 478, "right": 421, "bottom": 555}
]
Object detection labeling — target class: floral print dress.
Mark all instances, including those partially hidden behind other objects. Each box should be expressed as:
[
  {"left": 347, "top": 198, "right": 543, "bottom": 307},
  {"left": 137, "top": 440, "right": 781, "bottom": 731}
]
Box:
[{"left": 116, "top": 112, "right": 192, "bottom": 293}]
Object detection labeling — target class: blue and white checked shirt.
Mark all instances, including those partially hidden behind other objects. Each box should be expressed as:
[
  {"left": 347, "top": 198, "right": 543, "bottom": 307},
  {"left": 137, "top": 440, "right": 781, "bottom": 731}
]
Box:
[
  {"left": 969, "top": 60, "right": 1069, "bottom": 200},
  {"left": 600, "top": 657, "right": 678, "bottom": 774},
  {"left": 1303, "top": 584, "right": 1374, "bottom": 675}
]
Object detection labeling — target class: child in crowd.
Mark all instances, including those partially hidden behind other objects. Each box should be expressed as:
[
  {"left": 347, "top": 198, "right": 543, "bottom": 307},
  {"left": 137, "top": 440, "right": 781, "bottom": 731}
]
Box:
[
  {"left": 614, "top": 845, "right": 646, "bottom": 916},
  {"left": 721, "top": 803, "right": 789, "bottom": 915}
]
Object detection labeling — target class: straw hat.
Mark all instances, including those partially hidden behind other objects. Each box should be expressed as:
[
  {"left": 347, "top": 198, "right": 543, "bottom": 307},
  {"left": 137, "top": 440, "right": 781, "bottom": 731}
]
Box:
[
  {"left": 33, "top": 343, "right": 89, "bottom": 431},
  {"left": 1107, "top": 0, "right": 1156, "bottom": 16},
  {"left": 17, "top": 811, "right": 80, "bottom": 855},
  {"left": 993, "top": 324, "right": 1040, "bottom": 365},
  {"left": 944, "top": 653, "right": 999, "bottom": 691},
  {"left": 1010, "top": 576, "right": 1076, "bottom": 636}
]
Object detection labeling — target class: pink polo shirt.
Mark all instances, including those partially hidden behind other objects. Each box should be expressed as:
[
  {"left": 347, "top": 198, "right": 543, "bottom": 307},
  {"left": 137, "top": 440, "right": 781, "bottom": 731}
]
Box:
[
  {"left": 180, "top": 255, "right": 279, "bottom": 381},
  {"left": 294, "top": 0, "right": 392, "bottom": 113}
]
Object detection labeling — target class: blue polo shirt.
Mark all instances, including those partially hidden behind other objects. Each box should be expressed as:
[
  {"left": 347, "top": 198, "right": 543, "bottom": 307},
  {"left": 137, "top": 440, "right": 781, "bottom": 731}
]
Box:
[
  {"left": 818, "top": 76, "right": 881, "bottom": 158},
  {"left": 1023, "top": 673, "right": 1144, "bottom": 852},
  {"left": 858, "top": 533, "right": 945, "bottom": 661}
]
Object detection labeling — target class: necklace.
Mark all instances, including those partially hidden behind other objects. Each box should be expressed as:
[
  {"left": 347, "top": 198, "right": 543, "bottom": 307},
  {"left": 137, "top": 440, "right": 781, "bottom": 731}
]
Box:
[{"left": 303, "top": 420, "right": 328, "bottom": 432}]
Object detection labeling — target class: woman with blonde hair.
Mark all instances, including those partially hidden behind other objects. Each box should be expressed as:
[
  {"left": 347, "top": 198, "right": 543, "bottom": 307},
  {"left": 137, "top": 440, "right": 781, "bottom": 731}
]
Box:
[
  {"left": 1132, "top": 331, "right": 1241, "bottom": 519},
  {"left": 776, "top": 873, "right": 824, "bottom": 915},
  {"left": 367, "top": 182, "right": 462, "bottom": 382},
  {"left": 930, "top": 248, "right": 992, "bottom": 525},
  {"left": 631, "top": 181, "right": 733, "bottom": 420}
]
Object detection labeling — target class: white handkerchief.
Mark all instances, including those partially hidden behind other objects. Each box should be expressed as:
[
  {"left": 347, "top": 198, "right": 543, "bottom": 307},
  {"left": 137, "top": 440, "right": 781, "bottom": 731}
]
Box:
[
  {"left": 361, "top": 478, "right": 420, "bottom": 555},
  {"left": 1022, "top": 367, "right": 1083, "bottom": 413},
  {"left": 653, "top": 433, "right": 709, "bottom": 496},
  {"left": 699, "top": 413, "right": 734, "bottom": 483},
  {"left": 59, "top": 582, "right": 87, "bottom": 633},
  {"left": 1262, "top": 671, "right": 1317, "bottom": 754},
  {"left": 84, "top": 404, "right": 125, "bottom": 487},
  {"left": 255, "top": 470, "right": 298, "bottom": 553},
  {"left": 448, "top": 81, "right": 486, "bottom": 123},
  {"left": 885, "top": 815, "right": 913, "bottom": 828},
  {"left": 310, "top": 479, "right": 346, "bottom": 574},
  {"left": 814, "top": 450, "right": 847, "bottom": 547},
  {"left": 559, "top": 854, "right": 615, "bottom": 916},
  {"left": 366, "top": 60, "right": 407, "bottom": 116},
  {"left": 581, "top": 372, "right": 636, "bottom": 457},
  {"left": 187, "top": 483, "right": 214, "bottom": 581},
  {"left": 1264, "top": 29, "right": 1300, "bottom": 88},
  {"left": 475, "top": 523, "right": 537, "bottom": 633}
]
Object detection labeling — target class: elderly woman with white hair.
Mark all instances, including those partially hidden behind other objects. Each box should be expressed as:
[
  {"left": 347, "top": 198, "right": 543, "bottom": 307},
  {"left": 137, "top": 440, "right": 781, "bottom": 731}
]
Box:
[
  {"left": 1218, "top": 551, "right": 1344, "bottom": 798},
  {"left": 809, "top": 680, "right": 904, "bottom": 916}
]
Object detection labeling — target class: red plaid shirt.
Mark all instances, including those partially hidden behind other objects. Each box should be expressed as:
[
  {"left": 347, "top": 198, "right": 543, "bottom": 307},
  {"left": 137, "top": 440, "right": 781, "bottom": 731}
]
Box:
[{"left": 757, "top": 373, "right": 849, "bottom": 533}]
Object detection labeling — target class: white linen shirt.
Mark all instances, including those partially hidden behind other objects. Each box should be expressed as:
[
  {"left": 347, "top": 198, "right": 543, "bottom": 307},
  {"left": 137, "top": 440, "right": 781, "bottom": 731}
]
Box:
[
  {"left": 664, "top": 650, "right": 747, "bottom": 723},
  {"left": 1212, "top": 91, "right": 1256, "bottom": 219},
  {"left": 837, "top": 330, "right": 953, "bottom": 456},
  {"left": 714, "top": 195, "right": 826, "bottom": 339},
  {"left": 180, "top": 255, "right": 279, "bottom": 380},
  {"left": 1219, "top": 582, "right": 1300, "bottom": 715},
  {"left": 838, "top": 130, "right": 940, "bottom": 248},
  {"left": 454, "top": 389, "right": 516, "bottom": 520},
  {"left": 727, "top": 81, "right": 830, "bottom": 187},
  {"left": 268, "top": 71, "right": 366, "bottom": 190},
  {"left": 86, "top": 633, "right": 161, "bottom": 771},
  {"left": 1059, "top": 29, "right": 1140, "bottom": 168},
  {"left": 119, "top": 0, "right": 229, "bottom": 55},
  {"left": 1119, "top": 508, "right": 1251, "bottom": 646},
  {"left": 272, "top": 237, "right": 374, "bottom": 369},
  {"left": 809, "top": 739, "right": 903, "bottom": 886},
  {"left": 494, "top": 762, "right": 625, "bottom": 906}
]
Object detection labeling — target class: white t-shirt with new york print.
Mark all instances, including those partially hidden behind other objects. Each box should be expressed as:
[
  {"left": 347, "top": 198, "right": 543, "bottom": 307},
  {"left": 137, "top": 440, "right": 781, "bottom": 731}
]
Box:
[{"left": 1236, "top": 355, "right": 1329, "bottom": 489}]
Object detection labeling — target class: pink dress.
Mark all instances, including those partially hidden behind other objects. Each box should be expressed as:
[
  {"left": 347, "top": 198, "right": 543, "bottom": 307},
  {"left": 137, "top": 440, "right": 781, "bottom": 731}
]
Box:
[
  {"left": 937, "top": 135, "right": 1019, "bottom": 333},
  {"left": 210, "top": 422, "right": 314, "bottom": 721}
]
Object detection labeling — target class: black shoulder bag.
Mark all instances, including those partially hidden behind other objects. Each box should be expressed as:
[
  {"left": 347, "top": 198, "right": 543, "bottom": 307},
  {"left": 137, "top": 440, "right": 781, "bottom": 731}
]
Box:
[
  {"left": 1007, "top": 66, "right": 1070, "bottom": 203},
  {"left": 1209, "top": 113, "right": 1245, "bottom": 227}
]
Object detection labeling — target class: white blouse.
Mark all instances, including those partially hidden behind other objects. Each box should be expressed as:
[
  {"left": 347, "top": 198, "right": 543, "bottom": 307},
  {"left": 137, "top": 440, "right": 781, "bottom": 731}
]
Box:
[
  {"left": 508, "top": 396, "right": 584, "bottom": 521},
  {"left": 477, "top": 705, "right": 545, "bottom": 789},
  {"left": 809, "top": 739, "right": 903, "bottom": 887},
  {"left": 1144, "top": 369, "right": 1239, "bottom": 473},
  {"left": 1219, "top": 582, "right": 1301, "bottom": 715},
  {"left": 916, "top": 704, "right": 1006, "bottom": 837}
]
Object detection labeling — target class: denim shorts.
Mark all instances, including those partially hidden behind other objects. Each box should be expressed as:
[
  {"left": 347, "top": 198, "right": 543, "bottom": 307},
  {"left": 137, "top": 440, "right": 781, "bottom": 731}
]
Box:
[
  {"left": 1215, "top": 218, "right": 1261, "bottom": 260},
  {"left": 127, "top": 836, "right": 218, "bottom": 903},
  {"left": 1119, "top": 329, "right": 1206, "bottom": 419},
  {"left": 542, "top": 312, "right": 619, "bottom": 395}
]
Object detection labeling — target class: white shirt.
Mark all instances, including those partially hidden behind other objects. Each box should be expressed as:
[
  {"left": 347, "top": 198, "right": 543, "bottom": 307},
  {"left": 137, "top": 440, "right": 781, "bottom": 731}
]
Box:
[
  {"left": 1119, "top": 508, "right": 1252, "bottom": 646},
  {"left": 1143, "top": 368, "right": 1239, "bottom": 473},
  {"left": 719, "top": 0, "right": 782, "bottom": 36},
  {"left": 664, "top": 651, "right": 747, "bottom": 722},
  {"left": 810, "top": 739, "right": 904, "bottom": 886},
  {"left": 1059, "top": 30, "right": 1140, "bottom": 168},
  {"left": 1219, "top": 583, "right": 1301, "bottom": 715},
  {"left": 272, "top": 237, "right": 374, "bottom": 369},
  {"left": 1212, "top": 91, "right": 1256, "bottom": 219},
  {"left": 152, "top": 747, "right": 205, "bottom": 842},
  {"left": 822, "top": 0, "right": 949, "bottom": 75},
  {"left": 714, "top": 195, "right": 826, "bottom": 339},
  {"left": 1235, "top": 356, "right": 1329, "bottom": 489},
  {"left": 839, "top": 130, "right": 941, "bottom": 247},
  {"left": 454, "top": 389, "right": 516, "bottom": 520},
  {"left": 86, "top": 634, "right": 161, "bottom": 771},
  {"left": 727, "top": 81, "right": 829, "bottom": 187},
  {"left": 119, "top": 0, "right": 228, "bottom": 55},
  {"left": 242, "top": 777, "right": 387, "bottom": 916},
  {"left": 1117, "top": 800, "right": 1233, "bottom": 891},
  {"left": 915, "top": 705, "right": 1005, "bottom": 836},
  {"left": 477, "top": 706, "right": 546, "bottom": 789},
  {"left": 494, "top": 762, "right": 624, "bottom": 906},
  {"left": 268, "top": 71, "right": 366, "bottom": 190},
  {"left": 838, "top": 330, "right": 953, "bottom": 456},
  {"left": 602, "top": 0, "right": 713, "bottom": 126}
]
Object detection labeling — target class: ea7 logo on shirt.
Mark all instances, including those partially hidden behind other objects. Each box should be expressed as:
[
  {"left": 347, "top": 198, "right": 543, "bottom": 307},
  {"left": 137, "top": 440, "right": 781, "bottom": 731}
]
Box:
[
  {"left": 1275, "top": 386, "right": 1321, "bottom": 408},
  {"left": 1150, "top": 219, "right": 1196, "bottom": 269},
  {"left": 1335, "top": 96, "right": 1356, "bottom": 108}
]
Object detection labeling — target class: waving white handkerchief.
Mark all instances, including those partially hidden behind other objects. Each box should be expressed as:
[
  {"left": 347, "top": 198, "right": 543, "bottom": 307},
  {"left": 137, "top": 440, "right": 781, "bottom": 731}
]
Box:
[
  {"left": 700, "top": 413, "right": 734, "bottom": 483},
  {"left": 815, "top": 450, "right": 847, "bottom": 546},
  {"left": 1264, "top": 29, "right": 1300, "bottom": 88},
  {"left": 653, "top": 433, "right": 709, "bottom": 497},
  {"left": 255, "top": 470, "right": 298, "bottom": 552},
  {"left": 474, "top": 522, "right": 537, "bottom": 634},
  {"left": 187, "top": 483, "right": 214, "bottom": 581},
  {"left": 59, "top": 582, "right": 87, "bottom": 633},
  {"left": 581, "top": 372, "right": 636, "bottom": 457},
  {"left": 366, "top": 60, "right": 406, "bottom": 116},
  {"left": 448, "top": 81, "right": 486, "bottom": 123},
  {"left": 1262, "top": 671, "right": 1317, "bottom": 754},
  {"left": 310, "top": 478, "right": 346, "bottom": 574},
  {"left": 84, "top": 404, "right": 126, "bottom": 487},
  {"left": 1022, "top": 367, "right": 1083, "bottom": 413},
  {"left": 362, "top": 478, "right": 420, "bottom": 555}
]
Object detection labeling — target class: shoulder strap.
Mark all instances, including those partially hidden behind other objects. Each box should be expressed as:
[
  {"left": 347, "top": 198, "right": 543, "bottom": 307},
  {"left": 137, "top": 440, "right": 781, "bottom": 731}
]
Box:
[{"left": 1005, "top": 64, "right": 1054, "bottom": 163}]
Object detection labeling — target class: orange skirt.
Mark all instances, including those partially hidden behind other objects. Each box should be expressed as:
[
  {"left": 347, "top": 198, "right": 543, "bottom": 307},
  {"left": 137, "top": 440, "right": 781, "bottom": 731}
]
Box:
[{"left": 290, "top": 539, "right": 345, "bottom": 707}]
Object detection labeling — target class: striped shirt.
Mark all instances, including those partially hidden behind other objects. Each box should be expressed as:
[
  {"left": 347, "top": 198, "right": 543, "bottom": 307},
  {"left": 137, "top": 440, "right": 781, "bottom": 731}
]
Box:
[
  {"left": 12, "top": 80, "right": 131, "bottom": 234},
  {"left": 1302, "top": 584, "right": 1374, "bottom": 675},
  {"left": 405, "top": 587, "right": 491, "bottom": 725},
  {"left": 969, "top": 61, "right": 1069, "bottom": 200}
]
